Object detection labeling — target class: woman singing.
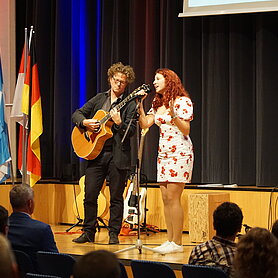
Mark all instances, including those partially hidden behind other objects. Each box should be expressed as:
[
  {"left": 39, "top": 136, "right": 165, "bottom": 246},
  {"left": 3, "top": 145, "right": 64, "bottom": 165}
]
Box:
[{"left": 138, "top": 68, "right": 194, "bottom": 254}]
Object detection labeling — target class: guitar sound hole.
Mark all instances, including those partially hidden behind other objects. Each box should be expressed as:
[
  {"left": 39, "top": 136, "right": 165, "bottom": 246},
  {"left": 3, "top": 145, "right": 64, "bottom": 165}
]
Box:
[{"left": 93, "top": 126, "right": 100, "bottom": 133}]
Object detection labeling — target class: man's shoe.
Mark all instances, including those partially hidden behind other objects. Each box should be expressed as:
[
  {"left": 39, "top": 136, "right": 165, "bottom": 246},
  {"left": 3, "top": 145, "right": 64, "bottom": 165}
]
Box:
[
  {"left": 72, "top": 232, "right": 94, "bottom": 243},
  {"left": 109, "top": 232, "right": 119, "bottom": 244}
]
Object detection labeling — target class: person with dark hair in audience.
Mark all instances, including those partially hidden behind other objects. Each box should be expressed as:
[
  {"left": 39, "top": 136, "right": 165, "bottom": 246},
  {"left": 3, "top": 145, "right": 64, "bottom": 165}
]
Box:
[
  {"left": 232, "top": 227, "right": 278, "bottom": 278},
  {"left": 271, "top": 219, "right": 278, "bottom": 239},
  {"left": 0, "top": 205, "right": 8, "bottom": 235},
  {"left": 72, "top": 250, "right": 121, "bottom": 278},
  {"left": 8, "top": 184, "right": 58, "bottom": 269},
  {"left": 188, "top": 202, "right": 243, "bottom": 276},
  {"left": 0, "top": 234, "right": 19, "bottom": 278}
]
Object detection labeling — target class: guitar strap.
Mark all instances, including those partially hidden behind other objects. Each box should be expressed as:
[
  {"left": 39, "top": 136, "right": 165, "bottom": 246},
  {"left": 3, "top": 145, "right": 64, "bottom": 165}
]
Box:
[
  {"left": 101, "top": 91, "right": 123, "bottom": 111},
  {"left": 109, "top": 95, "right": 123, "bottom": 111}
]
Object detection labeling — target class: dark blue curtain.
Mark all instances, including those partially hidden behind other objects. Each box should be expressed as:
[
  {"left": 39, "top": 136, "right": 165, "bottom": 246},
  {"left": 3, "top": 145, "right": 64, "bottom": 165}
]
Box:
[{"left": 16, "top": 0, "right": 278, "bottom": 186}]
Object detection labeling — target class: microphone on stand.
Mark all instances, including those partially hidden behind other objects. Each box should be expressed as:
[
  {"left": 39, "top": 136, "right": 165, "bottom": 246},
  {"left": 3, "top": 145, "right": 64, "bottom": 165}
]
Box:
[{"left": 135, "top": 84, "right": 151, "bottom": 99}]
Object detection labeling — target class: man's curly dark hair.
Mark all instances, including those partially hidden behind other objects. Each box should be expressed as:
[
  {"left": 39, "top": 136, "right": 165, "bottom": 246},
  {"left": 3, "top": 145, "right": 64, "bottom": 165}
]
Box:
[
  {"left": 213, "top": 202, "right": 243, "bottom": 238},
  {"left": 107, "top": 62, "right": 135, "bottom": 84}
]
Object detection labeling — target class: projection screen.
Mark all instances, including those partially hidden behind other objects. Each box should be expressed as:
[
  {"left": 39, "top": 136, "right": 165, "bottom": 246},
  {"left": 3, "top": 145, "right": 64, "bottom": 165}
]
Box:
[{"left": 179, "top": 0, "right": 278, "bottom": 17}]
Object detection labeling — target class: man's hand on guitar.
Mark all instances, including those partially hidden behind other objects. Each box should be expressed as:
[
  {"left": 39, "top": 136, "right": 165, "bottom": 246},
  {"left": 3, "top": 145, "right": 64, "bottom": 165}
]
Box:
[
  {"left": 82, "top": 119, "right": 100, "bottom": 132},
  {"left": 110, "top": 107, "right": 122, "bottom": 126}
]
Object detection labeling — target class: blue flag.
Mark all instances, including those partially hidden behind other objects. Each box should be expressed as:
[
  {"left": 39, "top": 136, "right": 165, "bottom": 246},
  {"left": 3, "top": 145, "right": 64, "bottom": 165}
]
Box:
[{"left": 0, "top": 56, "right": 11, "bottom": 183}]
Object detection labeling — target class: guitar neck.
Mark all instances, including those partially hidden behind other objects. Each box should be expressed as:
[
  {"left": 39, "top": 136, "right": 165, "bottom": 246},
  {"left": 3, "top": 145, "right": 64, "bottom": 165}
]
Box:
[
  {"left": 99, "top": 84, "right": 150, "bottom": 125},
  {"left": 99, "top": 92, "right": 136, "bottom": 124}
]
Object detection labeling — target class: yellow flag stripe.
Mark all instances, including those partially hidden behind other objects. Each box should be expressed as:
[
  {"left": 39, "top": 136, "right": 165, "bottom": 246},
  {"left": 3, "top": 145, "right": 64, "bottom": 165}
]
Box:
[
  {"left": 30, "top": 98, "right": 43, "bottom": 160},
  {"left": 21, "top": 84, "right": 30, "bottom": 115}
]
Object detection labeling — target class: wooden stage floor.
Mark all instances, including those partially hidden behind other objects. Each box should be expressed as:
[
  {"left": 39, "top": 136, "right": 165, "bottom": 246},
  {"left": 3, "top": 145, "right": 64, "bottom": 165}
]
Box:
[{"left": 52, "top": 224, "right": 197, "bottom": 276}]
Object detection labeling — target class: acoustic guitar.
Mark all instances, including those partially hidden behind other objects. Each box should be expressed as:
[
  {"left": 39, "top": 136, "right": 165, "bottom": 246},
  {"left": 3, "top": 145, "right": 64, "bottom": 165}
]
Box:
[
  {"left": 123, "top": 128, "right": 149, "bottom": 225},
  {"left": 73, "top": 175, "right": 109, "bottom": 221},
  {"left": 71, "top": 84, "right": 150, "bottom": 160}
]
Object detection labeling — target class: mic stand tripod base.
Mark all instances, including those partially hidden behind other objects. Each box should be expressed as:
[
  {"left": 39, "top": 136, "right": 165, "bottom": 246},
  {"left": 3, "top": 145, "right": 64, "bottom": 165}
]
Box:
[
  {"left": 114, "top": 239, "right": 165, "bottom": 255},
  {"left": 66, "top": 218, "right": 83, "bottom": 233}
]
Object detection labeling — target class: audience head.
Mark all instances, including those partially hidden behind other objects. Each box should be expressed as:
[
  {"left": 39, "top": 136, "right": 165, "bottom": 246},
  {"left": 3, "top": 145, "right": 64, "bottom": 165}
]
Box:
[
  {"left": 72, "top": 250, "right": 121, "bottom": 278},
  {"left": 233, "top": 227, "right": 278, "bottom": 278},
  {"left": 9, "top": 185, "right": 35, "bottom": 215},
  {"left": 271, "top": 219, "right": 278, "bottom": 239},
  {"left": 213, "top": 202, "right": 243, "bottom": 240},
  {"left": 0, "top": 234, "right": 19, "bottom": 278},
  {"left": 0, "top": 205, "right": 8, "bottom": 235}
]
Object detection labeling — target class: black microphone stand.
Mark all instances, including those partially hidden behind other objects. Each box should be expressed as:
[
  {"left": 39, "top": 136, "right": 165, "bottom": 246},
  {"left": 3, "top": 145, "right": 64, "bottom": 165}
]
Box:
[
  {"left": 66, "top": 217, "right": 83, "bottom": 232},
  {"left": 115, "top": 100, "right": 163, "bottom": 254}
]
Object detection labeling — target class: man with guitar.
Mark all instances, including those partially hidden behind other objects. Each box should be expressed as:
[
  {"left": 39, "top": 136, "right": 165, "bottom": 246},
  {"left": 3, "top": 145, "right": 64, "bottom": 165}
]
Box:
[{"left": 72, "top": 62, "right": 137, "bottom": 244}]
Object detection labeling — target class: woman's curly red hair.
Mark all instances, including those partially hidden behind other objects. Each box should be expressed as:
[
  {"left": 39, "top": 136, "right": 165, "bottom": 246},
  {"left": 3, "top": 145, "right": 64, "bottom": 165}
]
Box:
[{"left": 152, "top": 68, "right": 189, "bottom": 110}]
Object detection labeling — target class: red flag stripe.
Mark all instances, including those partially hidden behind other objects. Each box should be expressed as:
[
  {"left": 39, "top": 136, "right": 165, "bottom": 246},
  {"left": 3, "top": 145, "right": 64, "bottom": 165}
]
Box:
[{"left": 31, "top": 64, "right": 40, "bottom": 104}]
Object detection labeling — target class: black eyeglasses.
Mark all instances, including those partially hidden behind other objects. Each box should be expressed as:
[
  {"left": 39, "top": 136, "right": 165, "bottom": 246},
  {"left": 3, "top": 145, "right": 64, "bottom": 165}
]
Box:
[{"left": 112, "top": 76, "right": 127, "bottom": 86}]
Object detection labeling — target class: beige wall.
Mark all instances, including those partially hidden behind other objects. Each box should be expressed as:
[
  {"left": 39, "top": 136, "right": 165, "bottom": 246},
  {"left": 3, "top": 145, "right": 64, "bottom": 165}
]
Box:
[{"left": 0, "top": 0, "right": 17, "bottom": 176}]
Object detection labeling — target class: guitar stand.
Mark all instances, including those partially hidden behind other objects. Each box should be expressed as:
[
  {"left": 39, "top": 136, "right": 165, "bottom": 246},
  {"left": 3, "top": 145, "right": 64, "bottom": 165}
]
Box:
[
  {"left": 130, "top": 224, "right": 154, "bottom": 237},
  {"left": 139, "top": 215, "right": 156, "bottom": 236},
  {"left": 130, "top": 201, "right": 156, "bottom": 236},
  {"left": 139, "top": 195, "right": 158, "bottom": 235}
]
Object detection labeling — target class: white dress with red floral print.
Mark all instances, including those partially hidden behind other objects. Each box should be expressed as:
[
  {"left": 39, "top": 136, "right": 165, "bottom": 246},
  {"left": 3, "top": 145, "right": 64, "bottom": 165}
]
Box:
[{"left": 148, "top": 96, "right": 194, "bottom": 183}]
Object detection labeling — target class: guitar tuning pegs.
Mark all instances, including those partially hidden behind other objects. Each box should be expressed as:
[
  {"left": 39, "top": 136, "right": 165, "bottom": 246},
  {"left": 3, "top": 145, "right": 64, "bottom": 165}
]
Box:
[{"left": 142, "top": 84, "right": 151, "bottom": 93}]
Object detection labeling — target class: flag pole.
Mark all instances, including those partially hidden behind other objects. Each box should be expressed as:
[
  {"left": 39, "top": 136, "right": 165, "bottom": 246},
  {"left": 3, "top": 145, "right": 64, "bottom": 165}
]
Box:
[
  {"left": 6, "top": 126, "right": 15, "bottom": 186},
  {"left": 22, "top": 26, "right": 34, "bottom": 186},
  {"left": 21, "top": 26, "right": 33, "bottom": 186},
  {"left": 3, "top": 102, "right": 15, "bottom": 186},
  {"left": 21, "top": 28, "right": 28, "bottom": 186}
]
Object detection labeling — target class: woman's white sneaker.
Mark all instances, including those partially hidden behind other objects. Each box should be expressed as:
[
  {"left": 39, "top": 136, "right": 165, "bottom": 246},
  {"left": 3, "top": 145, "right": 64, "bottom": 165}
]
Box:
[
  {"left": 160, "top": 241, "right": 184, "bottom": 254},
  {"left": 153, "top": 240, "right": 171, "bottom": 252},
  {"left": 170, "top": 242, "right": 184, "bottom": 253}
]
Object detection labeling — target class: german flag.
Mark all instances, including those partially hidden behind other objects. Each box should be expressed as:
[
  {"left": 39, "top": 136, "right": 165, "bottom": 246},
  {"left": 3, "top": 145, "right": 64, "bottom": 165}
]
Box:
[
  {"left": 20, "top": 35, "right": 43, "bottom": 186},
  {"left": 17, "top": 45, "right": 31, "bottom": 181}
]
